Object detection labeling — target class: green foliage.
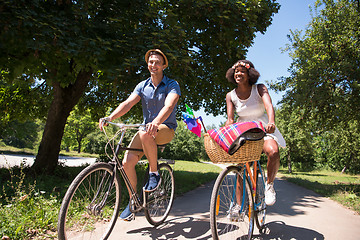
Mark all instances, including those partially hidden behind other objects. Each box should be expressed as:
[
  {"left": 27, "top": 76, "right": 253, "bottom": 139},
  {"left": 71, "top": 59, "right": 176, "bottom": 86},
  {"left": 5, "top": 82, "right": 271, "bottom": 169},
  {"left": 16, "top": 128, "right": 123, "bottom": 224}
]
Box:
[
  {"left": 276, "top": 106, "right": 316, "bottom": 171},
  {"left": 0, "top": 167, "right": 59, "bottom": 239},
  {"left": 0, "top": 120, "right": 40, "bottom": 149},
  {"left": 272, "top": 0, "right": 360, "bottom": 173},
  {"left": 61, "top": 107, "right": 97, "bottom": 153},
  {"left": 160, "top": 121, "right": 208, "bottom": 161},
  {"left": 1, "top": 0, "right": 280, "bottom": 172},
  {"left": 314, "top": 120, "right": 360, "bottom": 174},
  {"left": 83, "top": 131, "right": 107, "bottom": 155},
  {"left": 275, "top": 0, "right": 360, "bottom": 129},
  {"left": 0, "top": 0, "right": 280, "bottom": 121}
]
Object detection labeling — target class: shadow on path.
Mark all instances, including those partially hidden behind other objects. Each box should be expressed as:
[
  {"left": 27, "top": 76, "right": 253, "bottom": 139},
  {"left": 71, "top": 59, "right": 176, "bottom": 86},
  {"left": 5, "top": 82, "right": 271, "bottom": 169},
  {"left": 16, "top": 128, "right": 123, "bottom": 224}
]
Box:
[
  {"left": 253, "top": 221, "right": 324, "bottom": 240},
  {"left": 127, "top": 216, "right": 212, "bottom": 240}
]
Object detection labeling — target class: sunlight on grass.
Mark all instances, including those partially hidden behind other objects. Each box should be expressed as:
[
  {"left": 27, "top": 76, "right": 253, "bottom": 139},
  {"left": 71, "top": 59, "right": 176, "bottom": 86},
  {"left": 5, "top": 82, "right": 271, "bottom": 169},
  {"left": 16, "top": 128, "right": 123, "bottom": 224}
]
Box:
[{"left": 174, "top": 160, "right": 222, "bottom": 195}]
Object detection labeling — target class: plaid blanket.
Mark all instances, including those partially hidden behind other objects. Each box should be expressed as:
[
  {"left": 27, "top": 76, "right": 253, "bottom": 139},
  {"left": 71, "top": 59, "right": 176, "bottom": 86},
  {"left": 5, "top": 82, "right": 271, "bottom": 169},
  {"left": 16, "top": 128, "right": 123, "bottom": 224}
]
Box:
[{"left": 208, "top": 121, "right": 265, "bottom": 155}]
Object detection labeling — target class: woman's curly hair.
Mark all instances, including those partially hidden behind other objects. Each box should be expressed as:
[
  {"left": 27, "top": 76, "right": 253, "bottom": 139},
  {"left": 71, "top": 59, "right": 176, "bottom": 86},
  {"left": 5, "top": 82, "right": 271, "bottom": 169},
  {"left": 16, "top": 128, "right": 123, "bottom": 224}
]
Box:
[{"left": 226, "top": 60, "right": 260, "bottom": 85}]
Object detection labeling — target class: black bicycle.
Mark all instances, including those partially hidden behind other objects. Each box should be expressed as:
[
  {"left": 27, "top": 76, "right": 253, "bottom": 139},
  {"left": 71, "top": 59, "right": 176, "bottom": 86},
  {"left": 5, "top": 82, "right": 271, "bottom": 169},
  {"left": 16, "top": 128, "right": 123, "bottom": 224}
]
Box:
[{"left": 57, "top": 120, "right": 175, "bottom": 240}]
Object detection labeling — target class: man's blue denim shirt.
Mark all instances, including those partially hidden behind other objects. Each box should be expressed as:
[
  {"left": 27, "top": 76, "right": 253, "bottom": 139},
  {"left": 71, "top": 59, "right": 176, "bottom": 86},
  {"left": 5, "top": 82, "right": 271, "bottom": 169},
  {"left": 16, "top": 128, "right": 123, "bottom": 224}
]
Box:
[{"left": 133, "top": 75, "right": 181, "bottom": 130}]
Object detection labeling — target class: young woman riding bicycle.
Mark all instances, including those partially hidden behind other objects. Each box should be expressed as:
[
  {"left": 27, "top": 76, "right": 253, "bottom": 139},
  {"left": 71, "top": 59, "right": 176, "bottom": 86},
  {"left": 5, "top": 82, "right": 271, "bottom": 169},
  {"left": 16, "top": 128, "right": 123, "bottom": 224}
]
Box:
[{"left": 224, "top": 59, "right": 286, "bottom": 206}]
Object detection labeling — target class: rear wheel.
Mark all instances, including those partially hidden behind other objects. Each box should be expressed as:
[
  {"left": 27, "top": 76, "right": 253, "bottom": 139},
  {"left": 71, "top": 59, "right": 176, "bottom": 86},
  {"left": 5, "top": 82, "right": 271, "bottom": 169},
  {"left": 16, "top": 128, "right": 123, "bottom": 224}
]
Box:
[
  {"left": 210, "top": 166, "right": 254, "bottom": 240},
  {"left": 144, "top": 163, "right": 175, "bottom": 226},
  {"left": 57, "top": 162, "right": 121, "bottom": 240}
]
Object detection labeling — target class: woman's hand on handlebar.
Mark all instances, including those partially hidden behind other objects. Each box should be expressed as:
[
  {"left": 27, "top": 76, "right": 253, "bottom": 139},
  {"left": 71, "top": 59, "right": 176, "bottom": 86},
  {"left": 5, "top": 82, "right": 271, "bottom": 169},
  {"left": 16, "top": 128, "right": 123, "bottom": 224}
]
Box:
[{"left": 266, "top": 123, "right": 276, "bottom": 134}]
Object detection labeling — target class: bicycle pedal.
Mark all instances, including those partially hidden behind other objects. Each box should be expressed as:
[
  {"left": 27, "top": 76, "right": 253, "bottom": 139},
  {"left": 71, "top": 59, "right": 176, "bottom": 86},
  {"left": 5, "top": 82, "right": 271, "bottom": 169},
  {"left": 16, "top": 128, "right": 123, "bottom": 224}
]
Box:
[{"left": 230, "top": 217, "right": 245, "bottom": 222}]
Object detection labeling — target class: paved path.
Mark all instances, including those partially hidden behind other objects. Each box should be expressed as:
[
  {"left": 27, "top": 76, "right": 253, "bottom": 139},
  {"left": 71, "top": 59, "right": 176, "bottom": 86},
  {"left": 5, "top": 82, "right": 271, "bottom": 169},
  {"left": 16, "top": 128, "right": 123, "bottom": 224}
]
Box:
[
  {"left": 109, "top": 178, "right": 360, "bottom": 240},
  {"left": 0, "top": 154, "right": 97, "bottom": 168}
]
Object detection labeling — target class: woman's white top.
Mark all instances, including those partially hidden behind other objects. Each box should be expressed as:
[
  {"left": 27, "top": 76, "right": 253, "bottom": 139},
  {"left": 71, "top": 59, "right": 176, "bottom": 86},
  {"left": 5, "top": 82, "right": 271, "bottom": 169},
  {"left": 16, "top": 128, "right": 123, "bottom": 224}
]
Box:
[{"left": 230, "top": 85, "right": 286, "bottom": 147}]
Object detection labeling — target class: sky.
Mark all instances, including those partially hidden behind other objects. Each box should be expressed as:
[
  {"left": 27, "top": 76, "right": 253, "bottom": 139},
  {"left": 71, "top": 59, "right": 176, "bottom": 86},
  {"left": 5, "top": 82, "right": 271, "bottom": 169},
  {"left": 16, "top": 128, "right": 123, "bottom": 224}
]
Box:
[{"left": 195, "top": 0, "right": 317, "bottom": 127}]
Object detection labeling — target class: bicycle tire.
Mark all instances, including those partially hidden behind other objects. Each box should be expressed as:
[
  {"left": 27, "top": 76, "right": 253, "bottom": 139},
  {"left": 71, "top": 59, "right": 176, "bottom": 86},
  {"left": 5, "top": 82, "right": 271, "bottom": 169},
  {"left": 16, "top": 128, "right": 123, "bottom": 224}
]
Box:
[
  {"left": 210, "top": 165, "right": 254, "bottom": 240},
  {"left": 57, "top": 162, "right": 121, "bottom": 240},
  {"left": 144, "top": 163, "right": 175, "bottom": 226},
  {"left": 254, "top": 165, "right": 266, "bottom": 230}
]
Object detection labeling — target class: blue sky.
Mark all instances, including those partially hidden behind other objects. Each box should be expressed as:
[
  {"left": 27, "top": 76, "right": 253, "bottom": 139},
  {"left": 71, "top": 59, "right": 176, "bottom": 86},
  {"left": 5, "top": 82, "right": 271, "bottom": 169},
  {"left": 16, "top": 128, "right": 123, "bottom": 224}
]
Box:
[{"left": 195, "top": 0, "right": 316, "bottom": 127}]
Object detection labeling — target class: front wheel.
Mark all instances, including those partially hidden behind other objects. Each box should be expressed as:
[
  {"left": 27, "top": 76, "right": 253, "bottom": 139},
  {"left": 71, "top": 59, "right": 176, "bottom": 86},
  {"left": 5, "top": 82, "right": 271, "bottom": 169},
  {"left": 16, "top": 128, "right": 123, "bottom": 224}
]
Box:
[
  {"left": 210, "top": 165, "right": 254, "bottom": 240},
  {"left": 144, "top": 163, "right": 175, "bottom": 226},
  {"left": 57, "top": 162, "right": 121, "bottom": 240},
  {"left": 254, "top": 165, "right": 266, "bottom": 230}
]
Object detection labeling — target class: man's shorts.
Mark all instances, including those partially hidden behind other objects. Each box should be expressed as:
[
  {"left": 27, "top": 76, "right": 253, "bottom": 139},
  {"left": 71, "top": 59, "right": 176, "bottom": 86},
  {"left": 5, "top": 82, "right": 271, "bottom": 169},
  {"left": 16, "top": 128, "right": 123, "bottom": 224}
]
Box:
[{"left": 126, "top": 124, "right": 175, "bottom": 158}]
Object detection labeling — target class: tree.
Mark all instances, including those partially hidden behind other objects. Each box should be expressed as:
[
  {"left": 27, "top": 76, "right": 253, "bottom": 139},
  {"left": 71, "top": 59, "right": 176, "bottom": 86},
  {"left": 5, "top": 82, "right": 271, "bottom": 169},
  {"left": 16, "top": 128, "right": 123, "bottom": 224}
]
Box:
[
  {"left": 276, "top": 105, "right": 316, "bottom": 172},
  {"left": 313, "top": 120, "right": 360, "bottom": 174},
  {"left": 1, "top": 0, "right": 280, "bottom": 173},
  {"left": 62, "top": 107, "right": 96, "bottom": 153},
  {"left": 273, "top": 0, "right": 360, "bottom": 172},
  {"left": 0, "top": 120, "right": 40, "bottom": 149},
  {"left": 275, "top": 0, "right": 360, "bottom": 130}
]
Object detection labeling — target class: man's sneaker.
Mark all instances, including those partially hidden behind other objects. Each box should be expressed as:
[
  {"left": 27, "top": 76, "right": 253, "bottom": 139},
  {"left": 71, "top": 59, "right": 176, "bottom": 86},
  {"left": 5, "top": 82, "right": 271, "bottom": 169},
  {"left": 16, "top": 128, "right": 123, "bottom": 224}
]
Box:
[
  {"left": 144, "top": 173, "right": 161, "bottom": 192},
  {"left": 227, "top": 204, "right": 245, "bottom": 222},
  {"left": 265, "top": 182, "right": 276, "bottom": 206},
  {"left": 119, "top": 203, "right": 135, "bottom": 221}
]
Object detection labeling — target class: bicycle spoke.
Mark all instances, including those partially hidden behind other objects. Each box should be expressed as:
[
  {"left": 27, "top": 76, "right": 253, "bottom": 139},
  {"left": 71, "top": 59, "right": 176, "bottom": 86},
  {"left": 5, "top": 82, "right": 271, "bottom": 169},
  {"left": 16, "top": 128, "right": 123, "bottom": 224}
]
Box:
[
  {"left": 58, "top": 163, "right": 121, "bottom": 240},
  {"left": 145, "top": 163, "right": 175, "bottom": 226},
  {"left": 210, "top": 166, "right": 254, "bottom": 240},
  {"left": 254, "top": 164, "right": 266, "bottom": 230}
]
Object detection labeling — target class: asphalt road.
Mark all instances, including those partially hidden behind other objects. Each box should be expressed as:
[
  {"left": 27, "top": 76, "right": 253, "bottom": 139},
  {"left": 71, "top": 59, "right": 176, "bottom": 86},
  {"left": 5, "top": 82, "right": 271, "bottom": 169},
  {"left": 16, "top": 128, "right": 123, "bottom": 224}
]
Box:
[
  {"left": 109, "top": 178, "right": 360, "bottom": 240},
  {"left": 0, "top": 154, "right": 97, "bottom": 168}
]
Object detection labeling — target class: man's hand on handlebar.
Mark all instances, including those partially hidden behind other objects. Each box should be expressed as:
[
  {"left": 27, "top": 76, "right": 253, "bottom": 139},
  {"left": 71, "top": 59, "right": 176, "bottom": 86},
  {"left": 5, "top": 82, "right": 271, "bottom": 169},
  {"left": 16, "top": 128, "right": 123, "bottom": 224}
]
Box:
[{"left": 99, "top": 117, "right": 111, "bottom": 130}]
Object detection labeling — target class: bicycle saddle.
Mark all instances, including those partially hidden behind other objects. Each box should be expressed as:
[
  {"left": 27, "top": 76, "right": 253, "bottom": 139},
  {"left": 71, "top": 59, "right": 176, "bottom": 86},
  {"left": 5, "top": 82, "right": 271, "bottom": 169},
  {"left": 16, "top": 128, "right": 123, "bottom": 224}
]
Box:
[{"left": 228, "top": 128, "right": 265, "bottom": 155}]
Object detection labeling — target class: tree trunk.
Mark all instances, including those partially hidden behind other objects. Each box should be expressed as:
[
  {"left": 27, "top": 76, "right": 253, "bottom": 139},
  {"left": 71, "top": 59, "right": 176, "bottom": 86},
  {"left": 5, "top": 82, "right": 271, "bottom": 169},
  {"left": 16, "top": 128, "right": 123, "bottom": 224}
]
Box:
[
  {"left": 287, "top": 146, "right": 292, "bottom": 173},
  {"left": 32, "top": 69, "right": 92, "bottom": 174},
  {"left": 77, "top": 140, "right": 81, "bottom": 153}
]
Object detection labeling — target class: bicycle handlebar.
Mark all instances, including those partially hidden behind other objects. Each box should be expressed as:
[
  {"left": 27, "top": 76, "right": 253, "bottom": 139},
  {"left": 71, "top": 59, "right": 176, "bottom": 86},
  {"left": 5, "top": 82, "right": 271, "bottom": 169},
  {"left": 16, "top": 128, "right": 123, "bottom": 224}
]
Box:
[{"left": 100, "top": 118, "right": 146, "bottom": 130}]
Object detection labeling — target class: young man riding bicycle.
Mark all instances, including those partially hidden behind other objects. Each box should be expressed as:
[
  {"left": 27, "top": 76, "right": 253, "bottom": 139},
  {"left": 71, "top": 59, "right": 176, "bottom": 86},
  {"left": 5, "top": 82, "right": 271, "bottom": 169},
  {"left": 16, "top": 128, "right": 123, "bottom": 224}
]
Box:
[{"left": 99, "top": 49, "right": 181, "bottom": 221}]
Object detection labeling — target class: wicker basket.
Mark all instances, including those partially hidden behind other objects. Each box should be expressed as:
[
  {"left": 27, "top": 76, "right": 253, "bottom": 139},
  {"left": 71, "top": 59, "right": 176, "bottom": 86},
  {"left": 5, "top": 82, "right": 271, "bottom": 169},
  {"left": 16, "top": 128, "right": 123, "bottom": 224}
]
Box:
[{"left": 204, "top": 133, "right": 264, "bottom": 164}]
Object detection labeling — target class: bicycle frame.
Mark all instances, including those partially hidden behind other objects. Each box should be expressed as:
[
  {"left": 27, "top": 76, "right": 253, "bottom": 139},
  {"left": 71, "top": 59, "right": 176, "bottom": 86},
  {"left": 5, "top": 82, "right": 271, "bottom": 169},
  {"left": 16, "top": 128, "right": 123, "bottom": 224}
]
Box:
[
  {"left": 102, "top": 122, "right": 148, "bottom": 210},
  {"left": 231, "top": 161, "right": 265, "bottom": 213},
  {"left": 58, "top": 121, "right": 176, "bottom": 240}
]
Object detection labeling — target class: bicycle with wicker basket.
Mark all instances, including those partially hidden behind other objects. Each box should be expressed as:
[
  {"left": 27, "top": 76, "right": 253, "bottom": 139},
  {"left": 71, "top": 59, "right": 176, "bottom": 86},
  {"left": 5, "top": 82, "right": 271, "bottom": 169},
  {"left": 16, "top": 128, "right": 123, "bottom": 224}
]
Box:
[{"left": 204, "top": 121, "right": 267, "bottom": 240}]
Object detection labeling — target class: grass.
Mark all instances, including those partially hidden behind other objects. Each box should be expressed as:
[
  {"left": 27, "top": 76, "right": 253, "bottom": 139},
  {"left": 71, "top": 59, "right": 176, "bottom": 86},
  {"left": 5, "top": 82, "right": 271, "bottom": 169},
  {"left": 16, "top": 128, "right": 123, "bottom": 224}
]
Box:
[
  {"left": 173, "top": 160, "right": 221, "bottom": 195},
  {"left": 278, "top": 168, "right": 360, "bottom": 214},
  {"left": 0, "top": 145, "right": 36, "bottom": 156},
  {"left": 0, "top": 160, "right": 222, "bottom": 240}
]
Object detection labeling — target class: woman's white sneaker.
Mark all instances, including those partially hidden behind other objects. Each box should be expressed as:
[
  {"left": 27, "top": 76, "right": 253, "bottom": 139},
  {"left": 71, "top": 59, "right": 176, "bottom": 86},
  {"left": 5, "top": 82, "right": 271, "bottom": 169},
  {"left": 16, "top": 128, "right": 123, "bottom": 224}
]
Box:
[{"left": 265, "top": 182, "right": 276, "bottom": 206}]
